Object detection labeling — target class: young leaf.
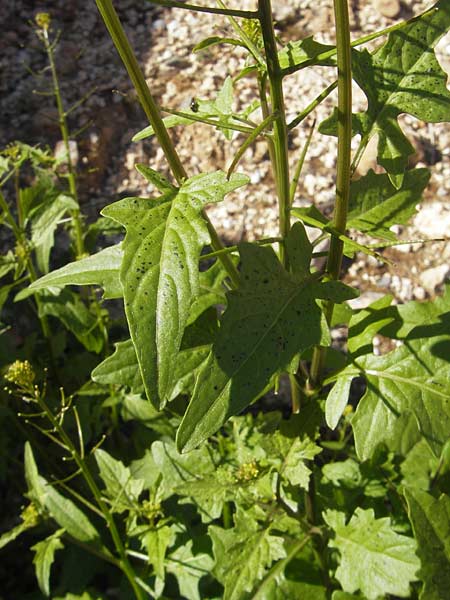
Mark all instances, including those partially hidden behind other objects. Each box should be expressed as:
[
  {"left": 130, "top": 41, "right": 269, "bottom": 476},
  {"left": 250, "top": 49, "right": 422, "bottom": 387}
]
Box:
[
  {"left": 94, "top": 449, "right": 144, "bottom": 513},
  {"left": 325, "top": 376, "right": 353, "bottom": 430},
  {"left": 347, "top": 168, "right": 430, "bottom": 239},
  {"left": 210, "top": 519, "right": 286, "bottom": 600},
  {"left": 135, "top": 163, "right": 176, "bottom": 193},
  {"left": 24, "top": 441, "right": 46, "bottom": 509},
  {"left": 102, "top": 171, "right": 248, "bottom": 409},
  {"left": 405, "top": 487, "right": 450, "bottom": 600},
  {"left": 151, "top": 439, "right": 217, "bottom": 500},
  {"left": 321, "top": 0, "right": 450, "bottom": 186},
  {"left": 285, "top": 221, "right": 312, "bottom": 278},
  {"left": 29, "top": 244, "right": 124, "bottom": 299},
  {"left": 166, "top": 540, "right": 214, "bottom": 600},
  {"left": 193, "top": 36, "right": 244, "bottom": 53},
  {"left": 324, "top": 507, "right": 420, "bottom": 599},
  {"left": 91, "top": 339, "right": 144, "bottom": 393},
  {"left": 38, "top": 289, "right": 104, "bottom": 353},
  {"left": 31, "top": 193, "right": 78, "bottom": 274},
  {"left": 278, "top": 36, "right": 336, "bottom": 72},
  {"left": 31, "top": 529, "right": 64, "bottom": 597},
  {"left": 177, "top": 243, "right": 357, "bottom": 452},
  {"left": 141, "top": 525, "right": 175, "bottom": 581},
  {"left": 349, "top": 335, "right": 450, "bottom": 459}
]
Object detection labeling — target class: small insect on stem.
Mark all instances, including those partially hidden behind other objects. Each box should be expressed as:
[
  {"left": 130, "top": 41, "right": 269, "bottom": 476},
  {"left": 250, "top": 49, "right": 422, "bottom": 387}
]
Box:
[{"left": 190, "top": 97, "right": 199, "bottom": 112}]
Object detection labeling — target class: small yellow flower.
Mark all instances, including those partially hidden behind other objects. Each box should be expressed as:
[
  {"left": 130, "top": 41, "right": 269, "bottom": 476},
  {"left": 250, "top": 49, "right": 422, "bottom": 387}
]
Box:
[
  {"left": 22, "top": 503, "right": 40, "bottom": 527},
  {"left": 35, "top": 13, "right": 51, "bottom": 31}
]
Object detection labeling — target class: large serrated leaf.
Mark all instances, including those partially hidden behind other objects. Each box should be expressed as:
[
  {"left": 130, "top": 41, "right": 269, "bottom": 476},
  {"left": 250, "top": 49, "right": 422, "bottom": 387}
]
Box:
[
  {"left": 324, "top": 507, "right": 419, "bottom": 599},
  {"left": 210, "top": 519, "right": 286, "bottom": 600},
  {"left": 349, "top": 335, "right": 450, "bottom": 459},
  {"left": 348, "top": 168, "right": 430, "bottom": 239},
  {"left": 102, "top": 171, "right": 247, "bottom": 409},
  {"left": 29, "top": 244, "right": 124, "bottom": 299},
  {"left": 405, "top": 487, "right": 450, "bottom": 600},
  {"left": 321, "top": 0, "right": 450, "bottom": 187},
  {"left": 166, "top": 540, "right": 214, "bottom": 600},
  {"left": 177, "top": 243, "right": 357, "bottom": 452}
]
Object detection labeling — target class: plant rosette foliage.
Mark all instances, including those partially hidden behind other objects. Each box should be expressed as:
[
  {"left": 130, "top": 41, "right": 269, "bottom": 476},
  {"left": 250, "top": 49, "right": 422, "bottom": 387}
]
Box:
[{"left": 1, "top": 0, "right": 450, "bottom": 598}]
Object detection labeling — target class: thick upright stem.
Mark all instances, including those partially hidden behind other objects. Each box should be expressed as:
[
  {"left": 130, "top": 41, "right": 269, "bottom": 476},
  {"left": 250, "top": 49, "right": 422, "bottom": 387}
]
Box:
[
  {"left": 258, "top": 0, "right": 291, "bottom": 268},
  {"left": 310, "top": 0, "right": 352, "bottom": 386},
  {"left": 95, "top": 0, "right": 240, "bottom": 286}
]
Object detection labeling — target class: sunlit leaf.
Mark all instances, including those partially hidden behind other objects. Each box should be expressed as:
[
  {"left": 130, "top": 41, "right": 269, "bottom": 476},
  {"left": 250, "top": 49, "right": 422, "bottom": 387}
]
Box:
[
  {"left": 102, "top": 171, "right": 248, "bottom": 409},
  {"left": 324, "top": 507, "right": 419, "bottom": 599},
  {"left": 177, "top": 243, "right": 357, "bottom": 452},
  {"left": 405, "top": 487, "right": 450, "bottom": 600},
  {"left": 29, "top": 244, "right": 124, "bottom": 299}
]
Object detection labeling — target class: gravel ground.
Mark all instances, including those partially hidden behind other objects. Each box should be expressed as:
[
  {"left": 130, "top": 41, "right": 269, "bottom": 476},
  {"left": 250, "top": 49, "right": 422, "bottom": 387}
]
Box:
[{"left": 1, "top": 0, "right": 449, "bottom": 307}]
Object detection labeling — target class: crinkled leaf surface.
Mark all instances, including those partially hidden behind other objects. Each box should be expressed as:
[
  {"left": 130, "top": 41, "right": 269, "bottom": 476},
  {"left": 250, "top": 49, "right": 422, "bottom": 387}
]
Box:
[
  {"left": 321, "top": 0, "right": 450, "bottom": 186},
  {"left": 141, "top": 525, "right": 175, "bottom": 581},
  {"left": 102, "top": 171, "right": 248, "bottom": 409},
  {"left": 95, "top": 449, "right": 144, "bottom": 513},
  {"left": 405, "top": 487, "right": 450, "bottom": 600},
  {"left": 31, "top": 530, "right": 64, "bottom": 597},
  {"left": 210, "top": 518, "right": 286, "bottom": 600},
  {"left": 29, "top": 244, "right": 124, "bottom": 300},
  {"left": 166, "top": 540, "right": 214, "bottom": 600},
  {"left": 347, "top": 168, "right": 430, "bottom": 239},
  {"left": 177, "top": 243, "right": 357, "bottom": 452},
  {"left": 347, "top": 335, "right": 450, "bottom": 459},
  {"left": 324, "top": 507, "right": 419, "bottom": 599}
]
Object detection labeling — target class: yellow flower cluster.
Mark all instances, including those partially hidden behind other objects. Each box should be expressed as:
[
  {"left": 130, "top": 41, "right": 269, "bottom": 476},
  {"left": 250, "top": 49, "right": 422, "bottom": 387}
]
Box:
[
  {"left": 5, "top": 360, "right": 35, "bottom": 389},
  {"left": 236, "top": 460, "right": 260, "bottom": 482}
]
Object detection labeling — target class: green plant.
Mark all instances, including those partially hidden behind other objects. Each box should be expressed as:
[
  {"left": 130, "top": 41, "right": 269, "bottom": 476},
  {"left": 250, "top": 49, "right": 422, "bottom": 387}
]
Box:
[{"left": 2, "top": 0, "right": 450, "bottom": 598}]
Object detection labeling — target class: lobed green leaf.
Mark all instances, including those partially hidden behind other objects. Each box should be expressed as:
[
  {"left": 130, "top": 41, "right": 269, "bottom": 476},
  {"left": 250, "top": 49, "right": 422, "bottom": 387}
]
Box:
[{"left": 102, "top": 171, "right": 248, "bottom": 409}]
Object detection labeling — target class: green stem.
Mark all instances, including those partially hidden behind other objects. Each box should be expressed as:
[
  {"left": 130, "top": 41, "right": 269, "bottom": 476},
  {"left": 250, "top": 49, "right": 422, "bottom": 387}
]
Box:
[
  {"left": 95, "top": 0, "right": 241, "bottom": 287},
  {"left": 287, "top": 81, "right": 337, "bottom": 131},
  {"left": 289, "top": 119, "right": 316, "bottom": 205},
  {"left": 41, "top": 28, "right": 84, "bottom": 259},
  {"left": 310, "top": 0, "right": 352, "bottom": 387},
  {"left": 147, "top": 0, "right": 257, "bottom": 19},
  {"left": 36, "top": 395, "right": 143, "bottom": 600},
  {"left": 258, "top": 0, "right": 291, "bottom": 268}
]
